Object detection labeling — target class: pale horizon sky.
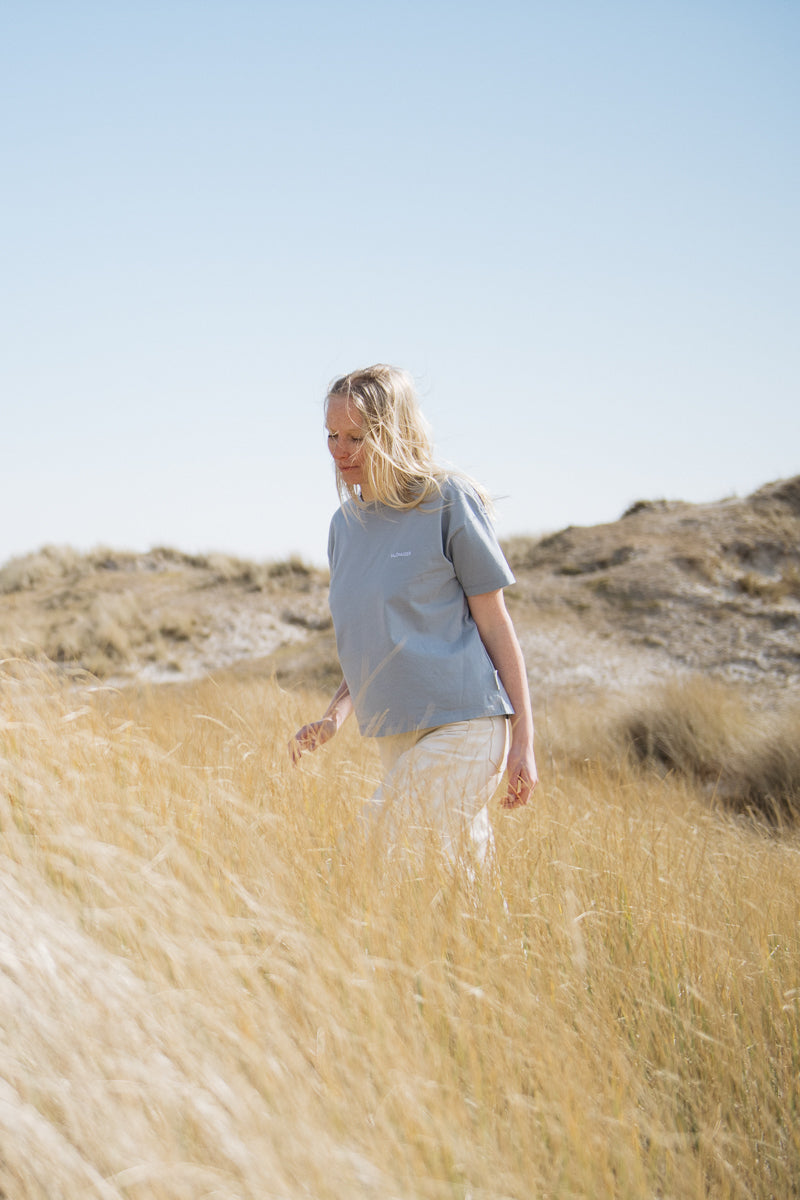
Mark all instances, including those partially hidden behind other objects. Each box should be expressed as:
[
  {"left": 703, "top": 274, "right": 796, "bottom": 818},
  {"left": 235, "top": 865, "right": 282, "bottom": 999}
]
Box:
[{"left": 2, "top": 1, "right": 798, "bottom": 569}]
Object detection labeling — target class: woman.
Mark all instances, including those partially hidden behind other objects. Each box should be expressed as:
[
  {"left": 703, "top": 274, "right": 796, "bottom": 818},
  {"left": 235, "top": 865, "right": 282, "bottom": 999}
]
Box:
[{"left": 290, "top": 365, "right": 537, "bottom": 864}]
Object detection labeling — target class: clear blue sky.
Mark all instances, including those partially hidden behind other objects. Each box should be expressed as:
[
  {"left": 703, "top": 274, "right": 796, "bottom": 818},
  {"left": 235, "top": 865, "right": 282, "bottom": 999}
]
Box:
[{"left": 3, "top": 0, "right": 798, "bottom": 567}]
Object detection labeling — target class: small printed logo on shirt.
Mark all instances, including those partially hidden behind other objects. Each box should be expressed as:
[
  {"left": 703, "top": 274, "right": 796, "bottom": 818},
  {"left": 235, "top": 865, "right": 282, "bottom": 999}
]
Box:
[{"left": 390, "top": 551, "right": 412, "bottom": 558}]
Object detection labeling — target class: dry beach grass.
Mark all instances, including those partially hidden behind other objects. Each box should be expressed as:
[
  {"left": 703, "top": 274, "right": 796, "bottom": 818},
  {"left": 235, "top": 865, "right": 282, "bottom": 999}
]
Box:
[
  {"left": 1, "top": 477, "right": 799, "bottom": 1197},
  {"left": 1, "top": 666, "right": 798, "bottom": 1198}
]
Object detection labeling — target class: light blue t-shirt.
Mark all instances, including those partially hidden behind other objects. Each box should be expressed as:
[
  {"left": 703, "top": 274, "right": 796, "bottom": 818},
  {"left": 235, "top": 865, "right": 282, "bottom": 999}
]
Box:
[{"left": 327, "top": 475, "right": 516, "bottom": 737}]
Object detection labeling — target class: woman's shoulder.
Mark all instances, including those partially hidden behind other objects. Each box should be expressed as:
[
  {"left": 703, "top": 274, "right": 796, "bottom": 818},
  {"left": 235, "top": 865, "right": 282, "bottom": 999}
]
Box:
[
  {"left": 330, "top": 497, "right": 363, "bottom": 521},
  {"left": 436, "top": 471, "right": 491, "bottom": 514},
  {"left": 328, "top": 499, "right": 361, "bottom": 541},
  {"left": 441, "top": 472, "right": 476, "bottom": 496}
]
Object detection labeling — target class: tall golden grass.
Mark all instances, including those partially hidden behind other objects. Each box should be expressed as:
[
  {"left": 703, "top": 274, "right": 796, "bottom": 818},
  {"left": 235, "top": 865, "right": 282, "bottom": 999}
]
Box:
[{"left": 1, "top": 664, "right": 798, "bottom": 1198}]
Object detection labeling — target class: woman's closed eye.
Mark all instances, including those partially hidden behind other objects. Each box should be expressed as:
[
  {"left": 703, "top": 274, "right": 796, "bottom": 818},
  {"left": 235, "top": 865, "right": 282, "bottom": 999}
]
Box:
[{"left": 327, "top": 432, "right": 363, "bottom": 447}]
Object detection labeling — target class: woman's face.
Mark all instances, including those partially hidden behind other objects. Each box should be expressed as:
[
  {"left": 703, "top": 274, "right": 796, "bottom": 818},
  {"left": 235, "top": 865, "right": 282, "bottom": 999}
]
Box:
[{"left": 326, "top": 394, "right": 373, "bottom": 499}]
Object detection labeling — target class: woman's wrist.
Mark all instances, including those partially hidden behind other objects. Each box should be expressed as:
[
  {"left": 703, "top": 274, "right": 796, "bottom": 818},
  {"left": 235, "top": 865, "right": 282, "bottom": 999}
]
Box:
[
  {"left": 324, "top": 692, "right": 352, "bottom": 731},
  {"left": 320, "top": 678, "right": 352, "bottom": 732},
  {"left": 323, "top": 708, "right": 343, "bottom": 731},
  {"left": 509, "top": 713, "right": 534, "bottom": 748}
]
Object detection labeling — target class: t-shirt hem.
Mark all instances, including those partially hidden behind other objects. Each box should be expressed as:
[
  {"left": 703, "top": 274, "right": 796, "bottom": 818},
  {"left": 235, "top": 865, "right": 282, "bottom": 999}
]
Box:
[{"left": 362, "top": 702, "right": 514, "bottom": 739}]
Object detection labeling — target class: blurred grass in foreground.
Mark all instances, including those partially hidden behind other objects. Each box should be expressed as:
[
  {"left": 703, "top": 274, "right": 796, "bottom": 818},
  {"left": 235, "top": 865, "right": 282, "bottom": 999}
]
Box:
[{"left": 0, "top": 664, "right": 798, "bottom": 1198}]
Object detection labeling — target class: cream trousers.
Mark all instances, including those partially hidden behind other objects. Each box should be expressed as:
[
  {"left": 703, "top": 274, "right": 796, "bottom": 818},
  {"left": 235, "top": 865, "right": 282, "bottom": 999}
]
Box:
[{"left": 361, "top": 716, "right": 510, "bottom": 865}]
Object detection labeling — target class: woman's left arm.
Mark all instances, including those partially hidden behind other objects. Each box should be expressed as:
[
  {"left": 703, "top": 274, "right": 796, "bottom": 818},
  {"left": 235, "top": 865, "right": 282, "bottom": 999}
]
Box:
[{"left": 468, "top": 589, "right": 538, "bottom": 808}]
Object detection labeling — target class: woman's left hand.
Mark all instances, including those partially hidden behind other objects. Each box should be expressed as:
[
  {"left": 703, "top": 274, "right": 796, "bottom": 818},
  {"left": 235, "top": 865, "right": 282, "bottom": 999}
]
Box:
[{"left": 502, "top": 742, "right": 538, "bottom": 809}]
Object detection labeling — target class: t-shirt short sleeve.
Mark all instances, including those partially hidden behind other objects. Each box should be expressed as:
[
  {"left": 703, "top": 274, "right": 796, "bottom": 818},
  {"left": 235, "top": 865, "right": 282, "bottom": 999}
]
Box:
[{"left": 441, "top": 479, "right": 515, "bottom": 596}]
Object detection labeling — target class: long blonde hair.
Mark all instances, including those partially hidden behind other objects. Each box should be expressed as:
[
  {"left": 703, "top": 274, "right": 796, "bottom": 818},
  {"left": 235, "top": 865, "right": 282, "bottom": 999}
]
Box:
[
  {"left": 326, "top": 364, "right": 491, "bottom": 512},
  {"left": 326, "top": 365, "right": 443, "bottom": 508}
]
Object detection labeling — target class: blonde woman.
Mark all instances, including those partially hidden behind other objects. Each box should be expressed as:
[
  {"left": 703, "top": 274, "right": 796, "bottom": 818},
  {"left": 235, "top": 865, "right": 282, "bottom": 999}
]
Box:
[{"left": 290, "top": 365, "right": 537, "bottom": 864}]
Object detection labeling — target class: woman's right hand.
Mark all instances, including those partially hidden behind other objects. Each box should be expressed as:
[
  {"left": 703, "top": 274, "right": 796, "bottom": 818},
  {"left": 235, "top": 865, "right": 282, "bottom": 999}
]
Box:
[
  {"left": 290, "top": 676, "right": 352, "bottom": 764},
  {"left": 289, "top": 716, "right": 339, "bottom": 764}
]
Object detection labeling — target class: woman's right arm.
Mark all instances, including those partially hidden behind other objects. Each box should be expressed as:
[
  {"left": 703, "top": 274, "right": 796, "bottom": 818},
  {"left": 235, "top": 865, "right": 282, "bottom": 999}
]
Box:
[{"left": 289, "top": 676, "right": 353, "bottom": 763}]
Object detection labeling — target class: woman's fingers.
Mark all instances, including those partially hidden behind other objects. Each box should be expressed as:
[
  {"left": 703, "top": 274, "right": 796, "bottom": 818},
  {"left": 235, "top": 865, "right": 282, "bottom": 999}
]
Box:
[
  {"left": 503, "top": 766, "right": 537, "bottom": 808},
  {"left": 289, "top": 724, "right": 314, "bottom": 763},
  {"left": 289, "top": 718, "right": 337, "bottom": 764}
]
